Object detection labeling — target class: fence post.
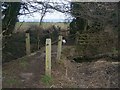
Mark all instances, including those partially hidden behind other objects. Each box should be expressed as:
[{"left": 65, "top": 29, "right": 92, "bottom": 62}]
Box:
[
  {"left": 75, "top": 31, "right": 79, "bottom": 45},
  {"left": 57, "top": 35, "right": 63, "bottom": 61},
  {"left": 25, "top": 32, "right": 31, "bottom": 55},
  {"left": 45, "top": 38, "right": 51, "bottom": 77}
]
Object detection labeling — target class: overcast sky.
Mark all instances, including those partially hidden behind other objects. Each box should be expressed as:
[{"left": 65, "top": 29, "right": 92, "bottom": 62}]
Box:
[
  {"left": 19, "top": 10, "right": 72, "bottom": 22},
  {"left": 19, "top": 0, "right": 72, "bottom": 22},
  {"left": 19, "top": 0, "right": 120, "bottom": 22}
]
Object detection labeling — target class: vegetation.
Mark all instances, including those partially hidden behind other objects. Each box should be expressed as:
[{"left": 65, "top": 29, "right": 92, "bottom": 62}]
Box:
[
  {"left": 19, "top": 59, "right": 29, "bottom": 69},
  {"left": 2, "top": 2, "right": 119, "bottom": 88},
  {"left": 2, "top": 2, "right": 21, "bottom": 36},
  {"left": 2, "top": 1, "right": 70, "bottom": 49},
  {"left": 6, "top": 78, "right": 19, "bottom": 86},
  {"left": 69, "top": 2, "right": 118, "bottom": 35},
  {"left": 3, "top": 24, "right": 68, "bottom": 62},
  {"left": 41, "top": 75, "right": 53, "bottom": 86},
  {"left": 69, "top": 2, "right": 118, "bottom": 58}
]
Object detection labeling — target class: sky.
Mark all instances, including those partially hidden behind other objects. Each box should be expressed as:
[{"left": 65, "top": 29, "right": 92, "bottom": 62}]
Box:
[
  {"left": 19, "top": 10, "right": 73, "bottom": 22},
  {"left": 19, "top": 0, "right": 120, "bottom": 22},
  {"left": 19, "top": 0, "right": 72, "bottom": 22}
]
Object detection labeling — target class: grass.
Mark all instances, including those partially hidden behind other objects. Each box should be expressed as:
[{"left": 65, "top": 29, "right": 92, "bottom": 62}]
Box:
[
  {"left": 19, "top": 58, "right": 29, "bottom": 68},
  {"left": 6, "top": 78, "right": 17, "bottom": 85},
  {"left": 58, "top": 59, "right": 64, "bottom": 65},
  {"left": 5, "top": 77, "right": 20, "bottom": 87},
  {"left": 112, "top": 47, "right": 118, "bottom": 55},
  {"left": 41, "top": 75, "right": 53, "bottom": 86}
]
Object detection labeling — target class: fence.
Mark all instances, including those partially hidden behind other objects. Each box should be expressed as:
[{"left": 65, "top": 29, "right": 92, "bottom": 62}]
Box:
[
  {"left": 25, "top": 32, "right": 63, "bottom": 77},
  {"left": 75, "top": 31, "right": 114, "bottom": 56},
  {"left": 25, "top": 32, "right": 31, "bottom": 55},
  {"left": 76, "top": 32, "right": 109, "bottom": 45},
  {"left": 45, "top": 35, "right": 63, "bottom": 77},
  {"left": 26, "top": 30, "right": 115, "bottom": 76}
]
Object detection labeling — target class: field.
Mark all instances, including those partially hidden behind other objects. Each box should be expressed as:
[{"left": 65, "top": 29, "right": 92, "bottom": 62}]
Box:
[{"left": 14, "top": 22, "right": 69, "bottom": 32}]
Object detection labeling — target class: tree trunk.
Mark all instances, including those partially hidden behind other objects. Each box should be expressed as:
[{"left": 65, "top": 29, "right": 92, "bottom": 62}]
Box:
[
  {"left": 2, "top": 2, "right": 21, "bottom": 48},
  {"left": 2, "top": 2, "right": 21, "bottom": 36}
]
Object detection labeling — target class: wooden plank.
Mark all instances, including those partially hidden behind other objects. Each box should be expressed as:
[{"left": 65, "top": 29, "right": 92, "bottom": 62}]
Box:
[
  {"left": 25, "top": 33, "right": 31, "bottom": 55},
  {"left": 77, "top": 32, "right": 111, "bottom": 48},
  {"left": 45, "top": 39, "right": 51, "bottom": 77}
]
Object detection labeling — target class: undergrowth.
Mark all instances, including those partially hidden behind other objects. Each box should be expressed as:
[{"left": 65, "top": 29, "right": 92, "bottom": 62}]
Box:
[{"left": 41, "top": 75, "right": 53, "bottom": 86}]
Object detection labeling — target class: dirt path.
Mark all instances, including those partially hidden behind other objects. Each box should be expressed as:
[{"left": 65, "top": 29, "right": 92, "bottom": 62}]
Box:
[
  {"left": 3, "top": 51, "right": 44, "bottom": 88},
  {"left": 2, "top": 45, "right": 58, "bottom": 88},
  {"left": 2, "top": 45, "right": 120, "bottom": 88}
]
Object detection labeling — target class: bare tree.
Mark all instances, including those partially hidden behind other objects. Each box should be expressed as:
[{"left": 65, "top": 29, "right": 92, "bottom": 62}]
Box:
[
  {"left": 70, "top": 2, "right": 118, "bottom": 29},
  {"left": 2, "top": 1, "right": 70, "bottom": 49}
]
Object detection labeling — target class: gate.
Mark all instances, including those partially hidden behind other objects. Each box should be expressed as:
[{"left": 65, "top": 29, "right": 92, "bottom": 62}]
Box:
[{"left": 76, "top": 31, "right": 114, "bottom": 56}]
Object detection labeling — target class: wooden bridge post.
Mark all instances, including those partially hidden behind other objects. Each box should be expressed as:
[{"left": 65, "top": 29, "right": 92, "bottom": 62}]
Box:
[
  {"left": 25, "top": 32, "right": 31, "bottom": 55},
  {"left": 57, "top": 35, "right": 63, "bottom": 61},
  {"left": 45, "top": 38, "right": 51, "bottom": 77}
]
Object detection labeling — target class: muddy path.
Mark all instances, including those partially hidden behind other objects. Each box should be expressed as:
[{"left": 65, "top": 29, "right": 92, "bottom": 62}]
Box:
[{"left": 2, "top": 45, "right": 120, "bottom": 88}]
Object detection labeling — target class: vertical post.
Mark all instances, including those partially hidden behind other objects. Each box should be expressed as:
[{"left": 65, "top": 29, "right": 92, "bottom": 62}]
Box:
[
  {"left": 84, "top": 20, "right": 88, "bottom": 31},
  {"left": 37, "top": 31, "right": 40, "bottom": 50},
  {"left": 25, "top": 32, "right": 31, "bottom": 55},
  {"left": 57, "top": 35, "right": 62, "bottom": 61},
  {"left": 75, "top": 32, "right": 79, "bottom": 55},
  {"left": 75, "top": 31, "right": 79, "bottom": 45},
  {"left": 45, "top": 39, "right": 51, "bottom": 77}
]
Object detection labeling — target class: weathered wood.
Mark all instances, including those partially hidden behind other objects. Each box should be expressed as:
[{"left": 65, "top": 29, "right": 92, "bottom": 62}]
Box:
[
  {"left": 25, "top": 33, "right": 31, "bottom": 55},
  {"left": 76, "top": 32, "right": 110, "bottom": 46},
  {"left": 45, "top": 39, "right": 51, "bottom": 77},
  {"left": 57, "top": 36, "right": 62, "bottom": 61}
]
